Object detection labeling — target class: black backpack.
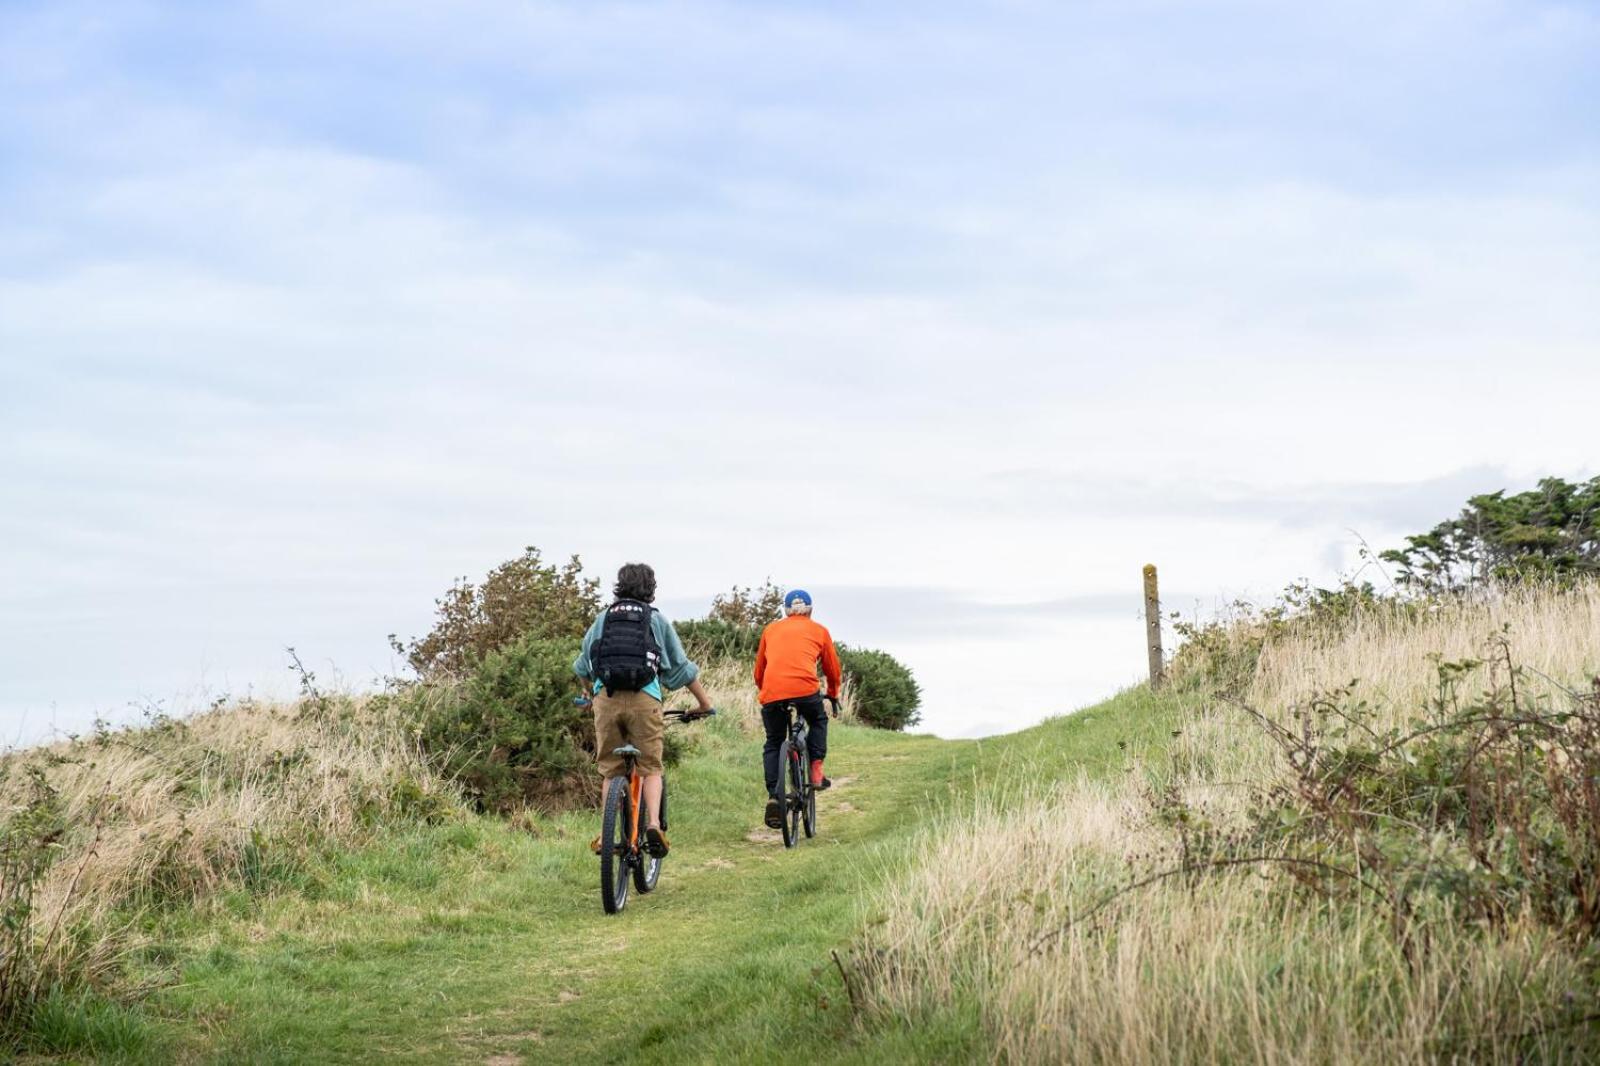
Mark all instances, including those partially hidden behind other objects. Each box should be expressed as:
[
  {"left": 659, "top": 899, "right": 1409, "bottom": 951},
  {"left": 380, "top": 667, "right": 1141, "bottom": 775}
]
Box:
[{"left": 592, "top": 599, "right": 662, "bottom": 692}]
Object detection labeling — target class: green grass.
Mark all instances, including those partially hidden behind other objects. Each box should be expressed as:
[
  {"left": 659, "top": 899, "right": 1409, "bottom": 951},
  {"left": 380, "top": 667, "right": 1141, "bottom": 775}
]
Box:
[{"left": 21, "top": 687, "right": 1177, "bottom": 1064}]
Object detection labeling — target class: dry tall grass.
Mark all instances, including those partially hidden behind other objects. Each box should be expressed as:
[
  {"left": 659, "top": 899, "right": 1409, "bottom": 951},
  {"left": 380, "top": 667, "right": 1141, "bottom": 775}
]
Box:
[
  {"left": 1254, "top": 580, "right": 1600, "bottom": 714},
  {"left": 851, "top": 582, "right": 1600, "bottom": 1064},
  {"left": 0, "top": 695, "right": 465, "bottom": 1006}
]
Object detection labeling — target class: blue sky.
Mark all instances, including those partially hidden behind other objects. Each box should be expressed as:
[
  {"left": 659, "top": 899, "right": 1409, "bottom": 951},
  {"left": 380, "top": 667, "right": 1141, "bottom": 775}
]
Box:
[{"left": 2, "top": 1, "right": 1598, "bottom": 743}]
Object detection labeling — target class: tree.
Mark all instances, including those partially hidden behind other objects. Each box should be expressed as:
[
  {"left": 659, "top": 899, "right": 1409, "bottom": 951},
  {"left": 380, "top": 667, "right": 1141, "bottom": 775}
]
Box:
[{"left": 1381, "top": 476, "right": 1600, "bottom": 594}]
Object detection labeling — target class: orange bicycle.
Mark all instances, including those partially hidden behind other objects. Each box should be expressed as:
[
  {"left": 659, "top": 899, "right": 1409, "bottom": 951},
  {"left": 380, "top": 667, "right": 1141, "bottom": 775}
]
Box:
[{"left": 598, "top": 706, "right": 715, "bottom": 914}]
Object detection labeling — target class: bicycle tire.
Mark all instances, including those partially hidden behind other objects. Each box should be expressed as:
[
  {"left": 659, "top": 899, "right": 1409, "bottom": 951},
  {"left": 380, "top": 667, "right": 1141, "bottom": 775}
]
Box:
[
  {"left": 787, "top": 744, "right": 805, "bottom": 847},
  {"left": 777, "top": 741, "right": 799, "bottom": 848},
  {"left": 600, "top": 775, "right": 631, "bottom": 914},
  {"left": 802, "top": 758, "right": 816, "bottom": 839},
  {"left": 634, "top": 778, "right": 664, "bottom": 894}
]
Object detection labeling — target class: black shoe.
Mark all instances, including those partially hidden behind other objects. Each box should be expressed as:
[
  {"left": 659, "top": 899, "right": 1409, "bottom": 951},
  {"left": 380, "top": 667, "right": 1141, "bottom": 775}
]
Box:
[
  {"left": 816, "top": 777, "right": 832, "bottom": 791},
  {"left": 644, "top": 826, "right": 670, "bottom": 858},
  {"left": 764, "top": 799, "right": 783, "bottom": 829}
]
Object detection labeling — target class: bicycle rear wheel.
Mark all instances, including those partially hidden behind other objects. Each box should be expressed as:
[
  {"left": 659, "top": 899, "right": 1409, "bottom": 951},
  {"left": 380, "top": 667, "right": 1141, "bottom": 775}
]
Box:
[
  {"left": 600, "top": 775, "right": 631, "bottom": 914},
  {"left": 802, "top": 759, "right": 816, "bottom": 839},
  {"left": 777, "top": 741, "right": 799, "bottom": 848},
  {"left": 634, "top": 778, "right": 664, "bottom": 893}
]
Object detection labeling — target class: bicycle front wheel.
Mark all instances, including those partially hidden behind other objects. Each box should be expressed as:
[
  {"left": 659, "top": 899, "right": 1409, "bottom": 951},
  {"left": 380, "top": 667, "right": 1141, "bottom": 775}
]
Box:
[
  {"left": 600, "top": 775, "right": 631, "bottom": 914},
  {"left": 777, "top": 741, "right": 799, "bottom": 848}
]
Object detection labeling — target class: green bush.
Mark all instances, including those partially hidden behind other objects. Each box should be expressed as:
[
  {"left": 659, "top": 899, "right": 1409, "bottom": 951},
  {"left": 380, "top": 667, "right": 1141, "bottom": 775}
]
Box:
[
  {"left": 407, "top": 632, "right": 696, "bottom": 813},
  {"left": 674, "top": 618, "right": 761, "bottom": 666},
  {"left": 391, "top": 547, "right": 599, "bottom": 678},
  {"left": 411, "top": 635, "right": 595, "bottom": 813},
  {"left": 838, "top": 646, "right": 921, "bottom": 731}
]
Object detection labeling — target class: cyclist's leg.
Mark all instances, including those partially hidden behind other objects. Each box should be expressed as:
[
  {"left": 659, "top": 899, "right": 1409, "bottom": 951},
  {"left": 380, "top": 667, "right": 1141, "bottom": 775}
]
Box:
[
  {"left": 617, "top": 690, "right": 666, "bottom": 828},
  {"left": 798, "top": 694, "right": 829, "bottom": 786},
  {"left": 758, "top": 700, "right": 788, "bottom": 798},
  {"left": 615, "top": 690, "right": 670, "bottom": 855},
  {"left": 593, "top": 690, "right": 628, "bottom": 804}
]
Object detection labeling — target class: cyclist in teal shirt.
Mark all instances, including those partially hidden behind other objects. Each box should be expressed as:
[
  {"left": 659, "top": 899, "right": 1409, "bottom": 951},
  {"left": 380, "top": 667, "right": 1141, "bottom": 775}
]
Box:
[{"left": 573, "top": 563, "right": 713, "bottom": 857}]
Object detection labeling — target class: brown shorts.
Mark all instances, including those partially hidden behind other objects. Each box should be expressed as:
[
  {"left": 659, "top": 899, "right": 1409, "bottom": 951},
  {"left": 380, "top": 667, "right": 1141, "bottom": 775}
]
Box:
[{"left": 593, "top": 689, "right": 665, "bottom": 777}]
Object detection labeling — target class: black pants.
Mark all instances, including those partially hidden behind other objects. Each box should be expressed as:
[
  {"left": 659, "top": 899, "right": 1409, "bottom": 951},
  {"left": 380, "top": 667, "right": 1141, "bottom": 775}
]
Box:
[{"left": 761, "top": 694, "right": 828, "bottom": 799}]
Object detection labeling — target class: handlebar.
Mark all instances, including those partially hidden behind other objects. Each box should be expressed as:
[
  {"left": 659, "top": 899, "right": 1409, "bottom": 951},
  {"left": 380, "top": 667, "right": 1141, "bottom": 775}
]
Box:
[{"left": 665, "top": 707, "right": 717, "bottom": 722}]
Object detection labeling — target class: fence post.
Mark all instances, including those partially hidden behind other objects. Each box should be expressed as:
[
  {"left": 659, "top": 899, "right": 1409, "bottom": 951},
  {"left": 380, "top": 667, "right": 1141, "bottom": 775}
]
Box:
[{"left": 1143, "top": 564, "right": 1164, "bottom": 689}]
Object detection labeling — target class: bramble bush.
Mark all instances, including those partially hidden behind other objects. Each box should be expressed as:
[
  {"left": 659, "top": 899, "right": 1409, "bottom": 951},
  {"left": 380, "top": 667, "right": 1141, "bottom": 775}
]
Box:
[
  {"left": 1156, "top": 637, "right": 1600, "bottom": 956},
  {"left": 1, "top": 767, "right": 69, "bottom": 1045}
]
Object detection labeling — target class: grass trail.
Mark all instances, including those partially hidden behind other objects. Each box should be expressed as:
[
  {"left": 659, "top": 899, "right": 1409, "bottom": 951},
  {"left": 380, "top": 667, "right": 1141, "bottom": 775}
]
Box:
[{"left": 54, "top": 690, "right": 1170, "bottom": 1064}]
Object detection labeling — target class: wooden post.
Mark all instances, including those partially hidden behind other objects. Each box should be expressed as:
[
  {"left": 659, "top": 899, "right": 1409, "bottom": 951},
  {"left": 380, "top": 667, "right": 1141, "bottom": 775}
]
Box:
[{"left": 1143, "top": 564, "right": 1164, "bottom": 689}]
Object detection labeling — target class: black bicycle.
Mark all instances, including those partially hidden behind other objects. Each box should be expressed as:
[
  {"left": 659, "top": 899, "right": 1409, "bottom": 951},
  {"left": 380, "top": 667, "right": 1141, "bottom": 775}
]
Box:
[
  {"left": 594, "top": 705, "right": 715, "bottom": 915},
  {"left": 774, "top": 696, "right": 839, "bottom": 849}
]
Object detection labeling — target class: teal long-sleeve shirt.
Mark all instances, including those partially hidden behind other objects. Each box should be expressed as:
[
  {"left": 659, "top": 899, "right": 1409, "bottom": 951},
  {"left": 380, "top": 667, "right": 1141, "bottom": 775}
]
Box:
[{"left": 572, "top": 608, "right": 700, "bottom": 700}]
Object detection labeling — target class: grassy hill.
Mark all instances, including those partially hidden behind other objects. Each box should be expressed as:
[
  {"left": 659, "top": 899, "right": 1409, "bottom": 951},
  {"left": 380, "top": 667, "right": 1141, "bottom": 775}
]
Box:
[{"left": 7, "top": 581, "right": 1600, "bottom": 1063}]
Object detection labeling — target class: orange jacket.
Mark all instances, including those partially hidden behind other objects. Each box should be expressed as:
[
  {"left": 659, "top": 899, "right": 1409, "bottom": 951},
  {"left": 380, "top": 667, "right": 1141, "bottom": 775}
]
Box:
[{"left": 754, "top": 615, "right": 842, "bottom": 705}]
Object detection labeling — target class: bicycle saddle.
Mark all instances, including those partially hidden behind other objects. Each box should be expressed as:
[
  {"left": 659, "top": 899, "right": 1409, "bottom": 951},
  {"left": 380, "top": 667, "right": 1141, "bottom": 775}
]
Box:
[{"left": 612, "top": 744, "right": 641, "bottom": 757}]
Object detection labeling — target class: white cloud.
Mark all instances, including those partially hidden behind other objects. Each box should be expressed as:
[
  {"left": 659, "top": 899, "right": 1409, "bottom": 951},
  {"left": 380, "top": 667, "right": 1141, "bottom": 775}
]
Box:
[{"left": 2, "top": 0, "right": 1598, "bottom": 745}]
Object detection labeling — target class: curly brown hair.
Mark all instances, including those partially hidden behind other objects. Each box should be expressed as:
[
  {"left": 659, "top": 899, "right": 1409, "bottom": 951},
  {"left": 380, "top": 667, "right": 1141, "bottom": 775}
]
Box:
[{"left": 614, "top": 562, "right": 657, "bottom": 603}]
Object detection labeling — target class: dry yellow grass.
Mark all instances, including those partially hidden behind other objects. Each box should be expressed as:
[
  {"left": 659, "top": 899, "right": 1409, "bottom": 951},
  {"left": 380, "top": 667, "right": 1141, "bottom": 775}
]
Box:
[
  {"left": 1, "top": 694, "right": 466, "bottom": 997},
  {"left": 1253, "top": 580, "right": 1600, "bottom": 715},
  {"left": 854, "top": 582, "right": 1600, "bottom": 1064}
]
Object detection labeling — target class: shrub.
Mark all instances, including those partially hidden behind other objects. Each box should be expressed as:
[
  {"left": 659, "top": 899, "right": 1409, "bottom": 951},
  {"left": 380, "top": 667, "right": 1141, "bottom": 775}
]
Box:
[
  {"left": 707, "top": 581, "right": 784, "bottom": 629},
  {"left": 1168, "top": 578, "right": 1395, "bottom": 694},
  {"left": 838, "top": 646, "right": 921, "bottom": 731},
  {"left": 674, "top": 618, "right": 761, "bottom": 666},
  {"left": 1, "top": 767, "right": 67, "bottom": 1043},
  {"left": 1161, "top": 637, "right": 1600, "bottom": 948},
  {"left": 411, "top": 635, "right": 595, "bottom": 814},
  {"left": 391, "top": 547, "right": 599, "bottom": 678}
]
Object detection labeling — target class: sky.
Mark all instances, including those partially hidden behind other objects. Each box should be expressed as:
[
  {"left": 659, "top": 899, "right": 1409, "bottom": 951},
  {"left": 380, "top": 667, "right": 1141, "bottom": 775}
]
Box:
[{"left": 2, "top": 0, "right": 1598, "bottom": 746}]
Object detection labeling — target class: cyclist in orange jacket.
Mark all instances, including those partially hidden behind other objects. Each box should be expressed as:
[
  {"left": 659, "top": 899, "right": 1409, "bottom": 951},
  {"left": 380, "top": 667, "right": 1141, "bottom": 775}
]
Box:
[{"left": 754, "top": 589, "right": 842, "bottom": 829}]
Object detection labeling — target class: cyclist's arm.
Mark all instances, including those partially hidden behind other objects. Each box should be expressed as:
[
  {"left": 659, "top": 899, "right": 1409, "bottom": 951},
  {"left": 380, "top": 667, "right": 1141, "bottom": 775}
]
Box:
[
  {"left": 684, "top": 677, "right": 714, "bottom": 713},
  {"left": 820, "top": 631, "right": 843, "bottom": 699},
  {"left": 654, "top": 614, "right": 703, "bottom": 694},
  {"left": 753, "top": 630, "right": 767, "bottom": 688},
  {"left": 571, "top": 614, "right": 605, "bottom": 690}
]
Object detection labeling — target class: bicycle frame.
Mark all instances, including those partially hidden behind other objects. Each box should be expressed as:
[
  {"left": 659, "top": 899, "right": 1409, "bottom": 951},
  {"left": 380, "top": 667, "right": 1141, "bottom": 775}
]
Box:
[{"left": 593, "top": 702, "right": 713, "bottom": 914}]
